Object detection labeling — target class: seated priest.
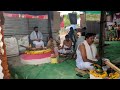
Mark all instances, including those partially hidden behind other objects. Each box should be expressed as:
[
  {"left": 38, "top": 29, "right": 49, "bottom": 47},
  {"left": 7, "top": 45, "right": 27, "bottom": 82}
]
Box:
[
  {"left": 30, "top": 26, "right": 44, "bottom": 49},
  {"left": 58, "top": 35, "right": 73, "bottom": 54},
  {"left": 76, "top": 33, "right": 109, "bottom": 71}
]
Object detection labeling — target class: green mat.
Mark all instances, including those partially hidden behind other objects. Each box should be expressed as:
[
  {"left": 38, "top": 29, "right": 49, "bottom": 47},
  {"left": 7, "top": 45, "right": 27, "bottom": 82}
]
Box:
[
  {"left": 104, "top": 41, "right": 120, "bottom": 61},
  {"left": 10, "top": 60, "right": 84, "bottom": 79}
]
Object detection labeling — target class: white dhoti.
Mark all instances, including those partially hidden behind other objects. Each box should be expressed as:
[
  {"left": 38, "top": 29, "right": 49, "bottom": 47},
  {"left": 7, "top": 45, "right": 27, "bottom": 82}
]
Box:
[
  {"left": 30, "top": 31, "right": 44, "bottom": 48},
  {"left": 33, "top": 41, "right": 44, "bottom": 48},
  {"left": 77, "top": 62, "right": 109, "bottom": 71},
  {"left": 77, "top": 62, "right": 94, "bottom": 70},
  {"left": 76, "top": 40, "right": 98, "bottom": 70},
  {"left": 58, "top": 45, "right": 72, "bottom": 54}
]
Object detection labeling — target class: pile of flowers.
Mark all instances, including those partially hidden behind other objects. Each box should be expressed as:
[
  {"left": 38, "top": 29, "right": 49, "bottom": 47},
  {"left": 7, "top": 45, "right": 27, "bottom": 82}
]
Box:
[
  {"left": 90, "top": 70, "right": 108, "bottom": 78},
  {"left": 108, "top": 72, "right": 120, "bottom": 79},
  {"left": 90, "top": 64, "right": 120, "bottom": 79},
  {"left": 24, "top": 49, "right": 52, "bottom": 55}
]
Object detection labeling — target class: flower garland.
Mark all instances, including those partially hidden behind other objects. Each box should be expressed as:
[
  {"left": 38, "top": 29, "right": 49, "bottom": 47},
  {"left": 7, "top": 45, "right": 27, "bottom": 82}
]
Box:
[
  {"left": 90, "top": 70, "right": 108, "bottom": 78},
  {"left": 0, "top": 26, "right": 10, "bottom": 79},
  {"left": 90, "top": 70, "right": 120, "bottom": 79},
  {"left": 108, "top": 72, "right": 120, "bottom": 79},
  {"left": 25, "top": 49, "right": 52, "bottom": 55}
]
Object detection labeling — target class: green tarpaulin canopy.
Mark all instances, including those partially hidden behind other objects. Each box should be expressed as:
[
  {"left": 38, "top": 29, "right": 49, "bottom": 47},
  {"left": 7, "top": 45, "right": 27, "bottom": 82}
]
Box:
[
  {"left": 83, "top": 11, "right": 119, "bottom": 15},
  {"left": 86, "top": 11, "right": 101, "bottom": 14},
  {"left": 81, "top": 11, "right": 101, "bottom": 14}
]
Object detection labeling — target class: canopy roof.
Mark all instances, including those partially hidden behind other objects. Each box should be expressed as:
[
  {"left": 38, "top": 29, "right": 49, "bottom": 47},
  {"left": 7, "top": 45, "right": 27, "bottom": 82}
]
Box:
[
  {"left": 86, "top": 11, "right": 101, "bottom": 14},
  {"left": 81, "top": 11, "right": 120, "bottom": 15}
]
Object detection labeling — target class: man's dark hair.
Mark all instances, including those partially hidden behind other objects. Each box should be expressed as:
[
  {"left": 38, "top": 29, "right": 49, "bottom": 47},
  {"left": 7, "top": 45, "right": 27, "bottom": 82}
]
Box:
[
  {"left": 70, "top": 27, "right": 73, "bottom": 30},
  {"left": 69, "top": 27, "right": 74, "bottom": 33},
  {"left": 34, "top": 26, "right": 38, "bottom": 30},
  {"left": 82, "top": 27, "right": 87, "bottom": 30},
  {"left": 49, "top": 36, "right": 53, "bottom": 39},
  {"left": 85, "top": 33, "right": 96, "bottom": 40},
  {"left": 81, "top": 32, "right": 85, "bottom": 36},
  {"left": 65, "top": 35, "right": 69, "bottom": 38},
  {"left": 74, "top": 29, "right": 77, "bottom": 31},
  {"left": 114, "top": 22, "right": 117, "bottom": 24}
]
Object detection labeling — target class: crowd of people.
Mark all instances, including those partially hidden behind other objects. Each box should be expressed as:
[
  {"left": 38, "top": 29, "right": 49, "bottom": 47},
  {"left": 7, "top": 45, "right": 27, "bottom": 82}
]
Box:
[
  {"left": 29, "top": 26, "right": 109, "bottom": 71},
  {"left": 107, "top": 22, "right": 120, "bottom": 40}
]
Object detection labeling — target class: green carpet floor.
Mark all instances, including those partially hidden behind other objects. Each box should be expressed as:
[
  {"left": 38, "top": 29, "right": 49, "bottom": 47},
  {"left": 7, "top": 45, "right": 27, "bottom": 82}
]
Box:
[
  {"left": 104, "top": 41, "right": 120, "bottom": 61},
  {"left": 9, "top": 41, "right": 120, "bottom": 79},
  {"left": 10, "top": 60, "right": 86, "bottom": 79}
]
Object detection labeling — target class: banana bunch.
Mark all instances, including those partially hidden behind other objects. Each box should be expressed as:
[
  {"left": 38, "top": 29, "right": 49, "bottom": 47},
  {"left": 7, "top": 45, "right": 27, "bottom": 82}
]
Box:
[
  {"left": 90, "top": 70, "right": 108, "bottom": 78},
  {"left": 24, "top": 49, "right": 52, "bottom": 55},
  {"left": 108, "top": 72, "right": 120, "bottom": 79}
]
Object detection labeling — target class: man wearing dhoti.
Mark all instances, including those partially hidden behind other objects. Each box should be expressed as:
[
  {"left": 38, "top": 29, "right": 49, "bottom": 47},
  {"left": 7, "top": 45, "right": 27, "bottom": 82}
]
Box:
[
  {"left": 76, "top": 33, "right": 100, "bottom": 70},
  {"left": 30, "top": 26, "right": 44, "bottom": 49},
  {"left": 58, "top": 35, "right": 72, "bottom": 54}
]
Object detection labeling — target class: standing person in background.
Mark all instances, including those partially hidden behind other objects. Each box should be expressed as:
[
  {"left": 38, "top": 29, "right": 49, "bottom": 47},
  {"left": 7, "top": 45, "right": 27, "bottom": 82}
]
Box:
[
  {"left": 30, "top": 26, "right": 44, "bottom": 49},
  {"left": 74, "top": 31, "right": 85, "bottom": 59},
  {"left": 75, "top": 31, "right": 85, "bottom": 50},
  {"left": 68, "top": 27, "right": 76, "bottom": 50},
  {"left": 113, "top": 22, "right": 118, "bottom": 27},
  {"left": 113, "top": 22, "right": 118, "bottom": 38},
  {"left": 117, "top": 25, "right": 120, "bottom": 38}
]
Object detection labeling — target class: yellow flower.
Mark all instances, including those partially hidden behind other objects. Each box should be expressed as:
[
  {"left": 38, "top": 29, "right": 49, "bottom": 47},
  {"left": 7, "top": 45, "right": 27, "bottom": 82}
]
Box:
[
  {"left": 90, "top": 70, "right": 108, "bottom": 78},
  {"left": 108, "top": 72, "right": 120, "bottom": 79}
]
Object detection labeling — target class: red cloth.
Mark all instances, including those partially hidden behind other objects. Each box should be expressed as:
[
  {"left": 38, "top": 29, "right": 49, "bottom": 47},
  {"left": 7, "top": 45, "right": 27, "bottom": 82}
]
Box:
[
  {"left": 24, "top": 14, "right": 34, "bottom": 18},
  {"left": 4, "top": 13, "right": 19, "bottom": 18},
  {"left": 38, "top": 15, "right": 48, "bottom": 19},
  {"left": 20, "top": 52, "right": 51, "bottom": 60},
  {"left": 60, "top": 20, "right": 64, "bottom": 28},
  {"left": 4, "top": 13, "right": 48, "bottom": 19}
]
